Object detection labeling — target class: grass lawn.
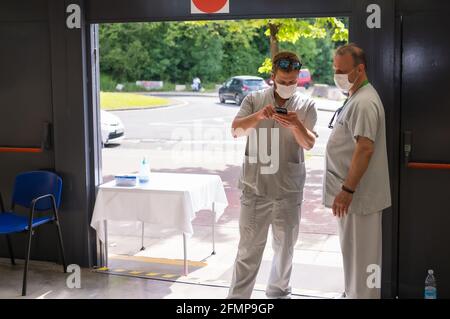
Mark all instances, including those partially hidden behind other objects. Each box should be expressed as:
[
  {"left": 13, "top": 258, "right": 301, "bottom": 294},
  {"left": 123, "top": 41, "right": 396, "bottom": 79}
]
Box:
[{"left": 100, "top": 92, "right": 171, "bottom": 110}]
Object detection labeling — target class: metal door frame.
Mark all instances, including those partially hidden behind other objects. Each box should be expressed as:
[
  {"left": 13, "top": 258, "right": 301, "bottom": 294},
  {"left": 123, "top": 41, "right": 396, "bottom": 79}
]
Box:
[{"left": 83, "top": 0, "right": 398, "bottom": 298}]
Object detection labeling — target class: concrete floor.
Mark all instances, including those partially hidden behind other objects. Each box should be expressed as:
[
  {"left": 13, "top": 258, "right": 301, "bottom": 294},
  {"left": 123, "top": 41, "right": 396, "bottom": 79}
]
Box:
[
  {"left": 0, "top": 220, "right": 343, "bottom": 299},
  {"left": 0, "top": 218, "right": 343, "bottom": 299},
  {"left": 102, "top": 220, "right": 343, "bottom": 299},
  {"left": 0, "top": 257, "right": 318, "bottom": 299}
]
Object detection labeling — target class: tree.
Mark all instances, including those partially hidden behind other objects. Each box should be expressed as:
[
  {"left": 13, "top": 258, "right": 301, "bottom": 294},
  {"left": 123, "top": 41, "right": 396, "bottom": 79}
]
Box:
[
  {"left": 98, "top": 18, "right": 348, "bottom": 88},
  {"left": 255, "top": 17, "right": 348, "bottom": 74}
]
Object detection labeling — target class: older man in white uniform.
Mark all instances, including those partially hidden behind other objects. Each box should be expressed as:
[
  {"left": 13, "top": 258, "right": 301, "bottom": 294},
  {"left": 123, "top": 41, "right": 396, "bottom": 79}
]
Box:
[
  {"left": 227, "top": 51, "right": 317, "bottom": 299},
  {"left": 324, "top": 43, "right": 391, "bottom": 299}
]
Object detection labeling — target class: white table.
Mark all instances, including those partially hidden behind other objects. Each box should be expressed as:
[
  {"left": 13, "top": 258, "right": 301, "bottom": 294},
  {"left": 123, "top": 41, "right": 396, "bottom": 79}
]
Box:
[{"left": 90, "top": 172, "right": 228, "bottom": 275}]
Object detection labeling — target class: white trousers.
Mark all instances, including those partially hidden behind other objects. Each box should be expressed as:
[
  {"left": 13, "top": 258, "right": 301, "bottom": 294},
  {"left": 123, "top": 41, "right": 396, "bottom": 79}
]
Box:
[
  {"left": 227, "top": 191, "right": 301, "bottom": 299},
  {"left": 337, "top": 211, "right": 382, "bottom": 299}
]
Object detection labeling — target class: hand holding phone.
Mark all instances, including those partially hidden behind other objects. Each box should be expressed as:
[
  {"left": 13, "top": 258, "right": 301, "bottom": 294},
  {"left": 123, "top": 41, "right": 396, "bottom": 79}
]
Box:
[{"left": 275, "top": 107, "right": 288, "bottom": 114}]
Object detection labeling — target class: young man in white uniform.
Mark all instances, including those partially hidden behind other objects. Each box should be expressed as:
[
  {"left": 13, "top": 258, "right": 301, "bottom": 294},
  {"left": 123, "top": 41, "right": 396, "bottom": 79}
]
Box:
[
  {"left": 324, "top": 44, "right": 391, "bottom": 299},
  {"left": 228, "top": 52, "right": 317, "bottom": 299}
]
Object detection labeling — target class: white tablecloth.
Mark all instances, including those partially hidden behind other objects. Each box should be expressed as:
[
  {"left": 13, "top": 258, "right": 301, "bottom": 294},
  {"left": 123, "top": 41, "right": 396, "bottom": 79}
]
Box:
[{"left": 90, "top": 172, "right": 228, "bottom": 243}]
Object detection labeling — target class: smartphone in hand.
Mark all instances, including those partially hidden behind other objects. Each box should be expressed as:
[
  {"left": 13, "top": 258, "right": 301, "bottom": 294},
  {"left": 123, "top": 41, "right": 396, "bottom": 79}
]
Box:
[{"left": 275, "top": 107, "right": 288, "bottom": 114}]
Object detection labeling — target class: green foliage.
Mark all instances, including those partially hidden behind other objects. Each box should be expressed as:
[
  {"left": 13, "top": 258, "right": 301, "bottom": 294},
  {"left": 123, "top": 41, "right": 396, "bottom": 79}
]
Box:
[
  {"left": 99, "top": 18, "right": 348, "bottom": 88},
  {"left": 258, "top": 58, "right": 273, "bottom": 76},
  {"left": 100, "top": 74, "right": 117, "bottom": 91},
  {"left": 256, "top": 17, "right": 348, "bottom": 85}
]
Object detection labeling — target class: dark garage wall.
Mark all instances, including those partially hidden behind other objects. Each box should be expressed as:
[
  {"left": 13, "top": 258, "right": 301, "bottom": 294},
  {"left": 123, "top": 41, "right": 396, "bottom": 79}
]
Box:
[
  {"left": 0, "top": 0, "right": 95, "bottom": 267},
  {"left": 0, "top": 1, "right": 57, "bottom": 262}
]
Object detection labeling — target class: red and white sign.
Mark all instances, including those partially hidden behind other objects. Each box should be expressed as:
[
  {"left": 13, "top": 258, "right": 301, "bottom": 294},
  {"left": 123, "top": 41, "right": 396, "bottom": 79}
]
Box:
[{"left": 191, "top": 0, "right": 229, "bottom": 14}]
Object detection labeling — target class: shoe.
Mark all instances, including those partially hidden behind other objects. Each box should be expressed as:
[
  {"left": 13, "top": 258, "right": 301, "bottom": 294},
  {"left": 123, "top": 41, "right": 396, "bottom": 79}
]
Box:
[
  {"left": 334, "top": 292, "right": 347, "bottom": 299},
  {"left": 266, "top": 293, "right": 291, "bottom": 299}
]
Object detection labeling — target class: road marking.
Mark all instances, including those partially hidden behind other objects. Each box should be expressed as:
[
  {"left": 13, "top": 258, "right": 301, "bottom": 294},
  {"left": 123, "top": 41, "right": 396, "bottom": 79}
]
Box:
[
  {"left": 149, "top": 116, "right": 234, "bottom": 126},
  {"left": 135, "top": 139, "right": 245, "bottom": 145},
  {"left": 147, "top": 123, "right": 232, "bottom": 128},
  {"left": 172, "top": 140, "right": 245, "bottom": 145}
]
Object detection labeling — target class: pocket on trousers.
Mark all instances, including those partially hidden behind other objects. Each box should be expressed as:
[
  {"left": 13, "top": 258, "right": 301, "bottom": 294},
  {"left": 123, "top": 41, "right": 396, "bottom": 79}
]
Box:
[
  {"left": 240, "top": 191, "right": 255, "bottom": 208},
  {"left": 240, "top": 156, "right": 258, "bottom": 188},
  {"left": 239, "top": 192, "right": 257, "bottom": 237}
]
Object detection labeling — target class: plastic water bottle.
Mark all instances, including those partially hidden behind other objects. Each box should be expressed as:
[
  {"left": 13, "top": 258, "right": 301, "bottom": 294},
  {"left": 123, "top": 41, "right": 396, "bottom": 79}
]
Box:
[
  {"left": 424, "top": 269, "right": 437, "bottom": 299},
  {"left": 139, "top": 156, "right": 150, "bottom": 183}
]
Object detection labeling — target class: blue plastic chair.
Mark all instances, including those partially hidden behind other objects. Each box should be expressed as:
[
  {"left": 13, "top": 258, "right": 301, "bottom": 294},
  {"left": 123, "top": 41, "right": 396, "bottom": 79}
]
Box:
[{"left": 0, "top": 171, "right": 67, "bottom": 296}]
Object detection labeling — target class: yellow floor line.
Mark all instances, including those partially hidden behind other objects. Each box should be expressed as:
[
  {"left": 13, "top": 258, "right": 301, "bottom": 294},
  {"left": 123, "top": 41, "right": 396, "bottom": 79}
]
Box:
[
  {"left": 110, "top": 254, "right": 207, "bottom": 267},
  {"left": 113, "top": 269, "right": 127, "bottom": 272},
  {"left": 97, "top": 268, "right": 180, "bottom": 279},
  {"left": 146, "top": 272, "right": 160, "bottom": 276}
]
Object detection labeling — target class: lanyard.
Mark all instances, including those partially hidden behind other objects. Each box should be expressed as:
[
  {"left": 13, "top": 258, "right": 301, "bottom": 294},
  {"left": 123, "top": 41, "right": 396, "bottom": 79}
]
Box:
[{"left": 328, "top": 80, "right": 369, "bottom": 129}]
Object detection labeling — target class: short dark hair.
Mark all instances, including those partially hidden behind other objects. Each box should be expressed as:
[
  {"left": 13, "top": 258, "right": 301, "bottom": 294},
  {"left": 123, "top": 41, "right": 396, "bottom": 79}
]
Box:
[
  {"left": 335, "top": 43, "right": 367, "bottom": 69},
  {"left": 272, "top": 51, "right": 301, "bottom": 74}
]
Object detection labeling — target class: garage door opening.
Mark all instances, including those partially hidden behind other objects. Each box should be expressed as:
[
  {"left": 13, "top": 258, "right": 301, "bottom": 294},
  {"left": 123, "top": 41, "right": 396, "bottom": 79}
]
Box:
[{"left": 91, "top": 17, "right": 349, "bottom": 298}]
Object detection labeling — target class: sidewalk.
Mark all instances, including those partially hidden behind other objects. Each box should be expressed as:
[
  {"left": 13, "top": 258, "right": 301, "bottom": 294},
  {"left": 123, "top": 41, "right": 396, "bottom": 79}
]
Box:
[
  {"left": 139, "top": 91, "right": 218, "bottom": 98},
  {"left": 139, "top": 90, "right": 342, "bottom": 112},
  {"left": 314, "top": 97, "right": 343, "bottom": 113}
]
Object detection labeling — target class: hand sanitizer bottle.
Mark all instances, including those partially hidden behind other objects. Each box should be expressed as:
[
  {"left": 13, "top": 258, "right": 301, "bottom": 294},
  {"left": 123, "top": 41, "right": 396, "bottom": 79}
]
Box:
[
  {"left": 424, "top": 269, "right": 437, "bottom": 299},
  {"left": 139, "top": 156, "right": 150, "bottom": 183}
]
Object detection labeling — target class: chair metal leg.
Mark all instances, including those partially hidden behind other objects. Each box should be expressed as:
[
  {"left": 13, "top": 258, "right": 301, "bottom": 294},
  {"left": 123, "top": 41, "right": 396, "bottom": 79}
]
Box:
[
  {"left": 22, "top": 229, "right": 33, "bottom": 296},
  {"left": 51, "top": 200, "right": 67, "bottom": 273},
  {"left": 55, "top": 220, "right": 67, "bottom": 273},
  {"left": 6, "top": 235, "right": 15, "bottom": 265}
]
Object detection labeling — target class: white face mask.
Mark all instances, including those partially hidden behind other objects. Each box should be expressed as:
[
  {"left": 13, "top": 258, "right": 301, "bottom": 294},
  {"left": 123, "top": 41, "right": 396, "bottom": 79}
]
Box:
[
  {"left": 334, "top": 69, "right": 358, "bottom": 93},
  {"left": 275, "top": 82, "right": 297, "bottom": 99}
]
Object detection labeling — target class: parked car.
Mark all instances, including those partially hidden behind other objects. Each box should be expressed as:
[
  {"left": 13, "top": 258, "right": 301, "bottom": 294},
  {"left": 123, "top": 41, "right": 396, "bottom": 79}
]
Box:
[
  {"left": 264, "top": 69, "right": 312, "bottom": 89},
  {"left": 297, "top": 68, "right": 312, "bottom": 89},
  {"left": 100, "top": 110, "right": 125, "bottom": 146},
  {"left": 219, "top": 76, "right": 269, "bottom": 105}
]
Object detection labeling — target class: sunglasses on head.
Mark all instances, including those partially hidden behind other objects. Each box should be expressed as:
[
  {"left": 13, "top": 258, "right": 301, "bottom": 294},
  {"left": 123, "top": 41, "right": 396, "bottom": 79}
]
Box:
[{"left": 276, "top": 58, "right": 302, "bottom": 71}]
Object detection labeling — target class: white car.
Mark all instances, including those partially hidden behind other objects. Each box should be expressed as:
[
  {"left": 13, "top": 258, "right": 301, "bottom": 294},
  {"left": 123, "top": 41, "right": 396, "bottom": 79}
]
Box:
[{"left": 100, "top": 110, "right": 125, "bottom": 145}]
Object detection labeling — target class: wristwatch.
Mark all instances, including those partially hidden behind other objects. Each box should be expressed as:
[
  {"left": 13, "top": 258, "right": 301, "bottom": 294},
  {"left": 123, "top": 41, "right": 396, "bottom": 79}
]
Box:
[{"left": 341, "top": 185, "right": 355, "bottom": 194}]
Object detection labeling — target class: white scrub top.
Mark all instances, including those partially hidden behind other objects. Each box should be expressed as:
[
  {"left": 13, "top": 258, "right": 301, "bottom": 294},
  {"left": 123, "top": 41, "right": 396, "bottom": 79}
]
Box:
[
  {"left": 235, "top": 87, "right": 317, "bottom": 199},
  {"left": 323, "top": 83, "right": 391, "bottom": 215}
]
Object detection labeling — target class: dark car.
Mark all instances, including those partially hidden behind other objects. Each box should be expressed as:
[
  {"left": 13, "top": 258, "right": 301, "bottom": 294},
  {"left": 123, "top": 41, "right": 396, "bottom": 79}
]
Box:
[{"left": 219, "top": 76, "right": 269, "bottom": 105}]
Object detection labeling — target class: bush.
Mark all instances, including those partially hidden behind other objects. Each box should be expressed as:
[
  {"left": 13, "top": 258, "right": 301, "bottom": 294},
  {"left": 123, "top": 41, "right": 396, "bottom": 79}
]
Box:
[{"left": 100, "top": 74, "right": 117, "bottom": 92}]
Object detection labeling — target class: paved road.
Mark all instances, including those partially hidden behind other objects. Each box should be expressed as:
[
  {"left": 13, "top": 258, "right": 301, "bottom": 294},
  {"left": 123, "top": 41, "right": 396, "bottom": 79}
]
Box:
[{"left": 107, "top": 95, "right": 339, "bottom": 157}]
